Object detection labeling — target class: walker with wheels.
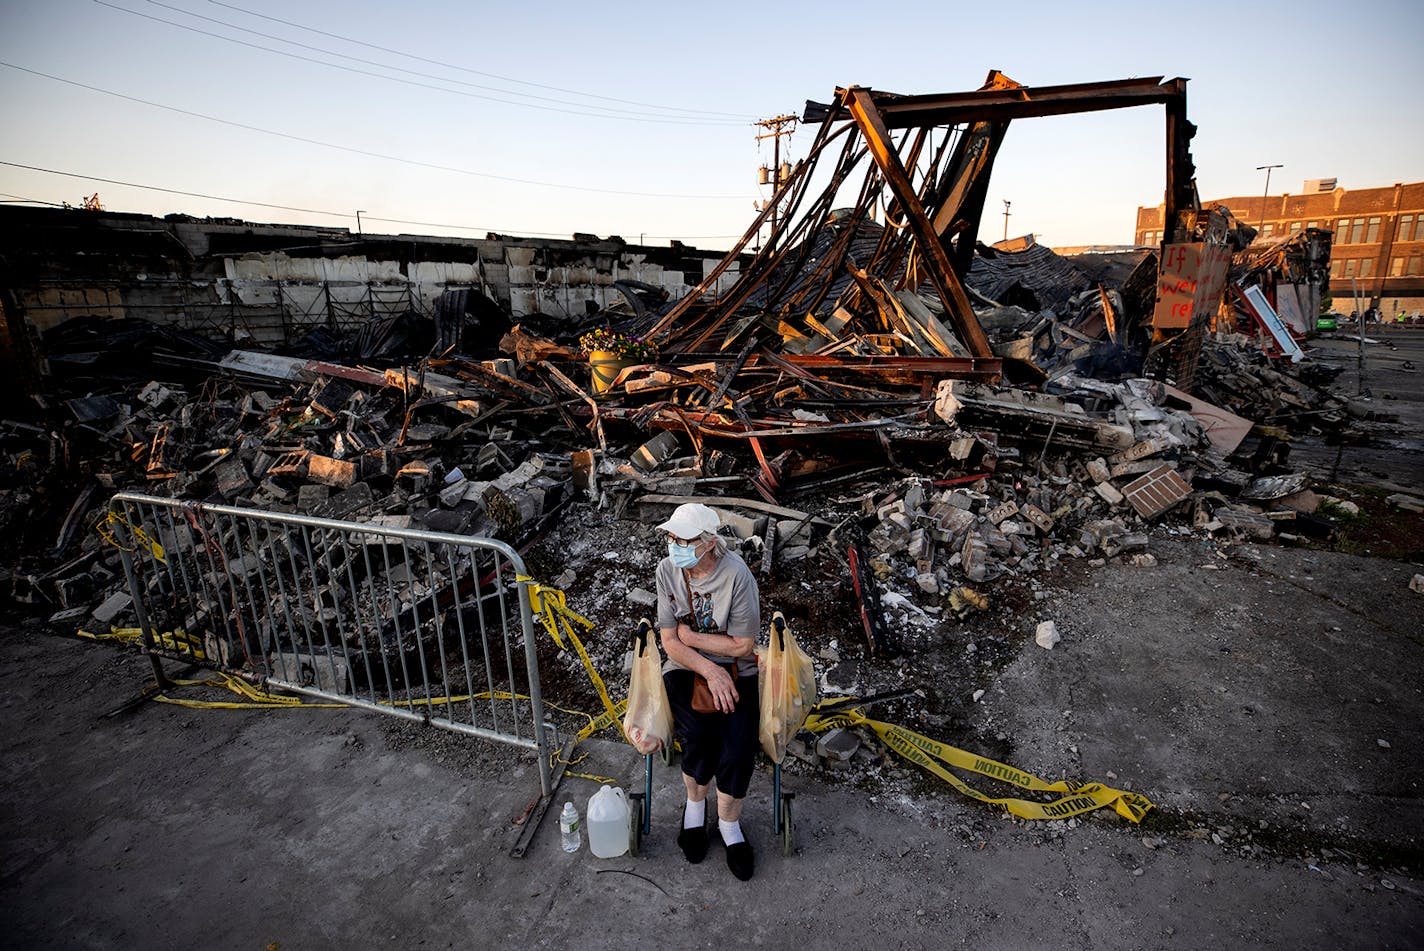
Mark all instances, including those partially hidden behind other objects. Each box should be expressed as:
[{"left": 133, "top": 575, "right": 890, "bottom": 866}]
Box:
[{"left": 626, "top": 616, "right": 796, "bottom": 858}]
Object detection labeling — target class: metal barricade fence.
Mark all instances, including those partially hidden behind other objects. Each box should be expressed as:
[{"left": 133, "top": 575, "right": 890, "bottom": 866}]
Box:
[{"left": 106, "top": 491, "right": 552, "bottom": 796}]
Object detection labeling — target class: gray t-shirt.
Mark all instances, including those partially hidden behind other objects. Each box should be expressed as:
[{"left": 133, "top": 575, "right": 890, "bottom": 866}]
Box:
[{"left": 655, "top": 549, "right": 761, "bottom": 678}]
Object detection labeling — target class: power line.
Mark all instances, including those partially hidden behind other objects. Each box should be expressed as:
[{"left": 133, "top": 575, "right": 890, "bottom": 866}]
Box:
[
  {"left": 140, "top": 0, "right": 727, "bottom": 124},
  {"left": 0, "top": 61, "right": 751, "bottom": 200},
  {"left": 2, "top": 159, "right": 358, "bottom": 218},
  {"left": 206, "top": 0, "right": 750, "bottom": 120},
  {"left": 0, "top": 160, "right": 744, "bottom": 241},
  {"left": 92, "top": 1, "right": 746, "bottom": 126},
  {"left": 0, "top": 193, "right": 68, "bottom": 207}
]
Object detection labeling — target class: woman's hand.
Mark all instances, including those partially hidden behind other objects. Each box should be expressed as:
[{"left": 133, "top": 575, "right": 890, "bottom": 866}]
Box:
[{"left": 704, "top": 661, "right": 739, "bottom": 714}]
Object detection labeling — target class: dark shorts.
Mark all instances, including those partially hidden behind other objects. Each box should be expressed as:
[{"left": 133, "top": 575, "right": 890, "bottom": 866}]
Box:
[{"left": 664, "top": 669, "right": 760, "bottom": 799}]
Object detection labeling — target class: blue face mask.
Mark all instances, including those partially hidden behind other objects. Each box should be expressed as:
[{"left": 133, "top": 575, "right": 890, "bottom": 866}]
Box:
[{"left": 668, "top": 540, "right": 701, "bottom": 568}]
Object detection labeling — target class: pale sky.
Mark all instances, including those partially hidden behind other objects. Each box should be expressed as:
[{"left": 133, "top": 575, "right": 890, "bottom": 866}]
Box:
[{"left": 2, "top": 0, "right": 1421, "bottom": 251}]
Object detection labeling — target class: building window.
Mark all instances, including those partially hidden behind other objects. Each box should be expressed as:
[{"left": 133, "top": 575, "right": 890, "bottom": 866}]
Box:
[
  {"left": 1330, "top": 261, "right": 1343, "bottom": 277},
  {"left": 1263, "top": 223, "right": 1275, "bottom": 237},
  {"left": 1392, "top": 257, "right": 1406, "bottom": 276},
  {"left": 1360, "top": 259, "right": 1373, "bottom": 277},
  {"left": 1289, "top": 221, "right": 1302, "bottom": 234},
  {"left": 1366, "top": 217, "right": 1381, "bottom": 242},
  {"left": 1334, "top": 220, "right": 1348, "bottom": 244},
  {"left": 1350, "top": 218, "right": 1366, "bottom": 244},
  {"left": 1411, "top": 256, "right": 1422, "bottom": 275},
  {"left": 1398, "top": 215, "right": 1414, "bottom": 241},
  {"left": 1307, "top": 220, "right": 1319, "bottom": 230},
  {"left": 1416, "top": 218, "right": 1424, "bottom": 241}
]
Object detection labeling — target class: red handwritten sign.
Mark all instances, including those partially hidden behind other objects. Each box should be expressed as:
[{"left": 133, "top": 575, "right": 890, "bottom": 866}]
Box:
[{"left": 1151, "top": 242, "right": 1233, "bottom": 330}]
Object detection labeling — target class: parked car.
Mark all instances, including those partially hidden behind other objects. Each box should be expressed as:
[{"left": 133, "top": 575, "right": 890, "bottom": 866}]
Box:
[{"left": 1316, "top": 313, "right": 1339, "bottom": 332}]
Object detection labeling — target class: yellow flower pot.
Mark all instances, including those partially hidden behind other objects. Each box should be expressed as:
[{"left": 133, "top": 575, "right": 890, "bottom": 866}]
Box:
[{"left": 589, "top": 350, "right": 637, "bottom": 397}]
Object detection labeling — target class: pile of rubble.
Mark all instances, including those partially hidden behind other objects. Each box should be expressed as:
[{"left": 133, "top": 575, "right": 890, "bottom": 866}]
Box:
[{"left": 11, "top": 75, "right": 1409, "bottom": 774}]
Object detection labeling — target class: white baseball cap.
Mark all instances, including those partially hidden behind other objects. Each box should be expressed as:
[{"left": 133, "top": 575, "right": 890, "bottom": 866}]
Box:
[{"left": 656, "top": 502, "right": 721, "bottom": 540}]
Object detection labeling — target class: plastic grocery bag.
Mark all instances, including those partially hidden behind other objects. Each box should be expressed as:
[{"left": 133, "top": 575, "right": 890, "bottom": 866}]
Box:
[
  {"left": 622, "top": 623, "right": 672, "bottom": 755},
  {"left": 758, "top": 612, "right": 817, "bottom": 764}
]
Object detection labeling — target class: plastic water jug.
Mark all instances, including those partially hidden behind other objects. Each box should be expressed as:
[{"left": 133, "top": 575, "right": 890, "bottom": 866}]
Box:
[{"left": 586, "top": 785, "right": 630, "bottom": 858}]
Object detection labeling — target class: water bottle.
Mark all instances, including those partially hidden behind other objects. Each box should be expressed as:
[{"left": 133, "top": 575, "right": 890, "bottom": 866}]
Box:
[{"left": 559, "top": 801, "right": 581, "bottom": 853}]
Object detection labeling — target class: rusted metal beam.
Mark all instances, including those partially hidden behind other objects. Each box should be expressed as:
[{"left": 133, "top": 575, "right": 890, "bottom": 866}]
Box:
[
  {"left": 735, "top": 352, "right": 1002, "bottom": 383},
  {"left": 1162, "top": 77, "right": 1195, "bottom": 242},
  {"left": 829, "top": 76, "right": 1180, "bottom": 128},
  {"left": 844, "top": 87, "right": 994, "bottom": 360}
]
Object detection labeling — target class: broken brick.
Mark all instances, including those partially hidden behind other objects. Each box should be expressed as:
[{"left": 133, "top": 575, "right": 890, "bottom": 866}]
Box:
[{"left": 1121, "top": 464, "right": 1191, "bottom": 518}]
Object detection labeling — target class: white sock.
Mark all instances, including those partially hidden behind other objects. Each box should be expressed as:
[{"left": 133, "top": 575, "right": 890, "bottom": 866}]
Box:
[
  {"left": 718, "top": 818, "right": 745, "bottom": 845},
  {"left": 683, "top": 798, "right": 706, "bottom": 829}
]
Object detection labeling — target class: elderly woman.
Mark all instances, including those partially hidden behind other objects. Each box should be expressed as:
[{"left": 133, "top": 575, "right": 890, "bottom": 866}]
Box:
[{"left": 654, "top": 502, "right": 760, "bottom": 881}]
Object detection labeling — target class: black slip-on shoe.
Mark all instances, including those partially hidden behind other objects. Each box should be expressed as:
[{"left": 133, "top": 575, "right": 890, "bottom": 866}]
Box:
[
  {"left": 725, "top": 839, "right": 755, "bottom": 881},
  {"left": 677, "top": 813, "right": 709, "bottom": 864}
]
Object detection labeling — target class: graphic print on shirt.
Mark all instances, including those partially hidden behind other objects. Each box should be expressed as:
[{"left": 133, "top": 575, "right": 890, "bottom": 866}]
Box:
[{"left": 690, "top": 590, "right": 717, "bottom": 633}]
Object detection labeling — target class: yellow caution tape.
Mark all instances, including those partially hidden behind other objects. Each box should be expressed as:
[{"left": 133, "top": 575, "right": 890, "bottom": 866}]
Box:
[
  {"left": 153, "top": 673, "right": 344, "bottom": 710},
  {"left": 804, "top": 702, "right": 1153, "bottom": 823},
  {"left": 551, "top": 747, "right": 620, "bottom": 786},
  {"left": 517, "top": 576, "right": 622, "bottom": 730},
  {"left": 95, "top": 512, "right": 166, "bottom": 563},
  {"left": 79, "top": 626, "right": 206, "bottom": 660}
]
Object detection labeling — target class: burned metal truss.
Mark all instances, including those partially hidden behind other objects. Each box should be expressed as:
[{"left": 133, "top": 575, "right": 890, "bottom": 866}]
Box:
[{"left": 646, "top": 71, "right": 1200, "bottom": 368}]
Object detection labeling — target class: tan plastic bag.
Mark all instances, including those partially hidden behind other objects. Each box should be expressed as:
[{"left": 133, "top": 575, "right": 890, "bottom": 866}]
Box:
[
  {"left": 758, "top": 612, "right": 817, "bottom": 764},
  {"left": 622, "top": 623, "right": 672, "bottom": 755}
]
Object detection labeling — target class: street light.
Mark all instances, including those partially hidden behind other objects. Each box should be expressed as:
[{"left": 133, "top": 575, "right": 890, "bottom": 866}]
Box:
[
  {"left": 1002, "top": 200, "right": 1011, "bottom": 241},
  {"left": 1255, "top": 165, "right": 1281, "bottom": 240}
]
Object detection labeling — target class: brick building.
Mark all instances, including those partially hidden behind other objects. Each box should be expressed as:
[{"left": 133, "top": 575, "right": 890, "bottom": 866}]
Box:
[{"left": 1136, "top": 179, "right": 1424, "bottom": 317}]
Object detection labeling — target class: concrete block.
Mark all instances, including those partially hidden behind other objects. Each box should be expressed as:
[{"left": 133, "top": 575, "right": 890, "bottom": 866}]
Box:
[
  {"left": 906, "top": 528, "right": 931, "bottom": 562},
  {"left": 1215, "top": 507, "right": 1275, "bottom": 540},
  {"left": 986, "top": 501, "right": 1018, "bottom": 526},
  {"left": 55, "top": 574, "right": 96, "bottom": 608},
  {"left": 1109, "top": 459, "right": 1162, "bottom": 480},
  {"left": 439, "top": 478, "right": 470, "bottom": 508},
  {"left": 631, "top": 432, "right": 680, "bottom": 473},
  {"left": 816, "top": 727, "right": 860, "bottom": 762},
  {"left": 308, "top": 454, "right": 356, "bottom": 488},
  {"left": 91, "top": 591, "right": 132, "bottom": 627},
  {"left": 296, "top": 484, "right": 330, "bottom": 511},
  {"left": 1102, "top": 533, "right": 1149, "bottom": 558},
  {"left": 1094, "top": 482, "right": 1125, "bottom": 505},
  {"left": 961, "top": 532, "right": 990, "bottom": 582},
  {"left": 313, "top": 483, "right": 374, "bottom": 520},
  {"left": 876, "top": 498, "right": 906, "bottom": 522},
  {"left": 49, "top": 606, "right": 91, "bottom": 628},
  {"left": 290, "top": 652, "right": 353, "bottom": 694},
  {"left": 1019, "top": 503, "right": 1054, "bottom": 534},
  {"left": 1108, "top": 437, "right": 1167, "bottom": 467},
  {"left": 1086, "top": 458, "right": 1111, "bottom": 483},
  {"left": 214, "top": 458, "right": 253, "bottom": 499}
]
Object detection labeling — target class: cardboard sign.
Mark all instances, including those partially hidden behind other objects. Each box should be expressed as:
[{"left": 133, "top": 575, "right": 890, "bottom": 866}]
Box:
[{"left": 1152, "top": 242, "right": 1233, "bottom": 330}]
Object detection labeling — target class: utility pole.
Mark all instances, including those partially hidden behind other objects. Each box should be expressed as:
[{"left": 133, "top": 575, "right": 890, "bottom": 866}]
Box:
[
  {"left": 1002, "top": 200, "right": 1011, "bottom": 241},
  {"left": 356, "top": 209, "right": 366, "bottom": 235},
  {"left": 1255, "top": 165, "right": 1281, "bottom": 240},
  {"left": 756, "top": 114, "right": 798, "bottom": 241}
]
